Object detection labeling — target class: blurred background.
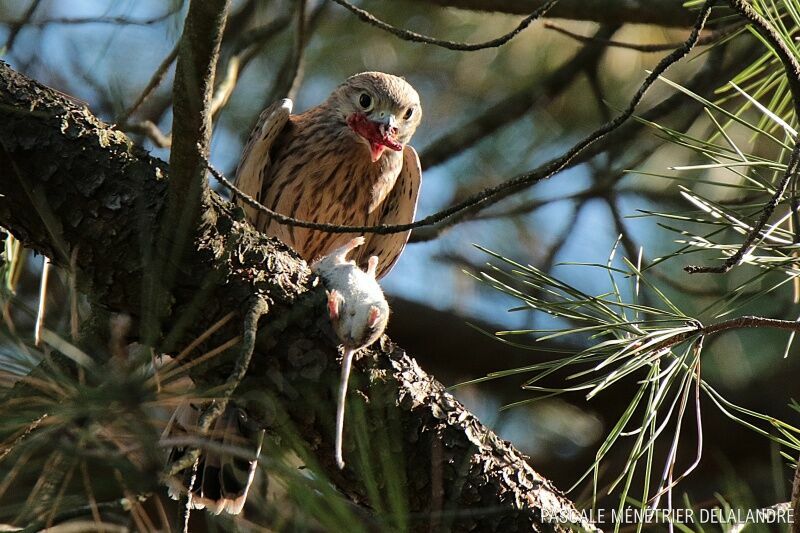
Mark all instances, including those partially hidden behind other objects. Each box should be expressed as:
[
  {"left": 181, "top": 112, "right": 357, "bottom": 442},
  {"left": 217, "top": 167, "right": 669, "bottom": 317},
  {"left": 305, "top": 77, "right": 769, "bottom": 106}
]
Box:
[{"left": 1, "top": 0, "right": 799, "bottom": 530}]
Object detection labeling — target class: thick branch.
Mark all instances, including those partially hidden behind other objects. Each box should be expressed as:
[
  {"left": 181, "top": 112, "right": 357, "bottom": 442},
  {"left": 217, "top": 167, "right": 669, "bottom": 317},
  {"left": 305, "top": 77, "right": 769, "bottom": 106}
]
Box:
[
  {"left": 141, "top": 0, "right": 230, "bottom": 342},
  {"left": 0, "top": 62, "right": 591, "bottom": 531},
  {"left": 166, "top": 0, "right": 230, "bottom": 251}
]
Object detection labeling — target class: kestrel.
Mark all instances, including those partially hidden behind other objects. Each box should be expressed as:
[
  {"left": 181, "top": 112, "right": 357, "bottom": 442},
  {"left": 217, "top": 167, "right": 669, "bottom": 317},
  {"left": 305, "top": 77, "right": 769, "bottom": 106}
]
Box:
[
  {"left": 165, "top": 73, "right": 422, "bottom": 515},
  {"left": 234, "top": 71, "right": 423, "bottom": 278}
]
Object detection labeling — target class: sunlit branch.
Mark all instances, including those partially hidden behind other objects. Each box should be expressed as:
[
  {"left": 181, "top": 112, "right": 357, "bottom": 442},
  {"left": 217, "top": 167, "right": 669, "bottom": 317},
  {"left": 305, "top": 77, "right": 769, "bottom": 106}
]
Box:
[
  {"left": 544, "top": 21, "right": 745, "bottom": 52},
  {"left": 329, "top": 0, "right": 557, "bottom": 51}
]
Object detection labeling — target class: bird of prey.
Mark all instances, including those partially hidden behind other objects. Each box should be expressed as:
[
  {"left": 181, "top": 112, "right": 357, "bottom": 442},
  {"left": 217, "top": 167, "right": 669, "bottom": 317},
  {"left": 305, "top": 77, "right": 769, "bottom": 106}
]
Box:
[
  {"left": 234, "top": 71, "right": 423, "bottom": 278},
  {"left": 165, "top": 72, "right": 422, "bottom": 515}
]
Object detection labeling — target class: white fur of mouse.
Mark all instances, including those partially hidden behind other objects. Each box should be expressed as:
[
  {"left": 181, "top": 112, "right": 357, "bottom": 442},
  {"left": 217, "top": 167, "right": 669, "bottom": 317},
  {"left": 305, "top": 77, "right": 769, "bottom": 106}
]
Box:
[{"left": 311, "top": 236, "right": 389, "bottom": 469}]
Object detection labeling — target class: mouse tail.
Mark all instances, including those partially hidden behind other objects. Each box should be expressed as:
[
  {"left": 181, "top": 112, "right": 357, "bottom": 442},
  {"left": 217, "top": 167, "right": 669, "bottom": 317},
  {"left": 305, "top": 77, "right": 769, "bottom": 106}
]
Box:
[{"left": 335, "top": 347, "right": 356, "bottom": 469}]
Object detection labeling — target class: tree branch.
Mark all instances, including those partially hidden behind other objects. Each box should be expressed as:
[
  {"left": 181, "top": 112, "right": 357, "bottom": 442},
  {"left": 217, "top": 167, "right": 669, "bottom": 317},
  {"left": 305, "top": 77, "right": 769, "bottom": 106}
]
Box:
[
  {"left": 419, "top": 24, "right": 620, "bottom": 170},
  {"left": 3, "top": 0, "right": 43, "bottom": 53},
  {"left": 208, "top": 0, "right": 715, "bottom": 244},
  {"left": 684, "top": 0, "right": 800, "bottom": 274},
  {"left": 727, "top": 0, "right": 800, "bottom": 116},
  {"left": 117, "top": 42, "right": 180, "bottom": 124},
  {"left": 543, "top": 20, "right": 745, "bottom": 52},
  {"left": 649, "top": 315, "right": 800, "bottom": 354},
  {"left": 1, "top": 5, "right": 181, "bottom": 28},
  {"left": 330, "top": 0, "right": 556, "bottom": 51},
  {"left": 685, "top": 141, "right": 800, "bottom": 274},
  {"left": 418, "top": 0, "right": 707, "bottom": 27},
  {"left": 143, "top": 0, "right": 230, "bottom": 341},
  {"left": 167, "top": 0, "right": 230, "bottom": 239},
  {"left": 0, "top": 61, "right": 591, "bottom": 531}
]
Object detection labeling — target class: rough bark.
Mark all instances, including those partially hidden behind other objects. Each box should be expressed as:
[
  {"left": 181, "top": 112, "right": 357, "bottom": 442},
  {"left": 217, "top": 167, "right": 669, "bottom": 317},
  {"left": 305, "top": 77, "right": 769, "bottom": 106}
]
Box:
[
  {"left": 146, "top": 0, "right": 231, "bottom": 344},
  {"left": 420, "top": 0, "right": 704, "bottom": 27},
  {"left": 0, "top": 61, "right": 593, "bottom": 531}
]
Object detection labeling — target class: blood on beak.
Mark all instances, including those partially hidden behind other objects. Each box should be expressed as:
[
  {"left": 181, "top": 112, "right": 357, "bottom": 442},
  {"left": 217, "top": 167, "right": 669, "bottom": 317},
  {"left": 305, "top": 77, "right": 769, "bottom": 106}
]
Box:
[{"left": 347, "top": 113, "right": 403, "bottom": 163}]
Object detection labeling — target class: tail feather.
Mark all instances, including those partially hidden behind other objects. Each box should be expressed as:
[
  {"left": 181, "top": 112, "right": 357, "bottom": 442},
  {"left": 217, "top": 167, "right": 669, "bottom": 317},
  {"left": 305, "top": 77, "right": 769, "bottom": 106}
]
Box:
[{"left": 163, "top": 403, "right": 264, "bottom": 515}]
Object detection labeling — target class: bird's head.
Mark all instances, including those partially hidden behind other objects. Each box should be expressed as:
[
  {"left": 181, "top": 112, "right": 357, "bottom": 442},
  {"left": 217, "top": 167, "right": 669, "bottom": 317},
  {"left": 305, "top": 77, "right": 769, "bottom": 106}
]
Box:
[{"left": 330, "top": 72, "right": 421, "bottom": 163}]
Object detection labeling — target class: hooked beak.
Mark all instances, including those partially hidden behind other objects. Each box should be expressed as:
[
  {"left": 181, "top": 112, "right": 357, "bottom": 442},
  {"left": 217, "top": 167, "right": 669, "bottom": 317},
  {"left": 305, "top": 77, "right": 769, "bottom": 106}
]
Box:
[
  {"left": 347, "top": 112, "right": 403, "bottom": 163},
  {"left": 375, "top": 113, "right": 399, "bottom": 138}
]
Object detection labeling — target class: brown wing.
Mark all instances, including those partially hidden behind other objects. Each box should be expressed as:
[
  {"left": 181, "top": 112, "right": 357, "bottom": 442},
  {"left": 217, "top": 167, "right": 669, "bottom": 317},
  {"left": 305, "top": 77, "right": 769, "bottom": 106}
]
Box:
[
  {"left": 234, "top": 99, "right": 292, "bottom": 224},
  {"left": 359, "top": 145, "right": 422, "bottom": 279}
]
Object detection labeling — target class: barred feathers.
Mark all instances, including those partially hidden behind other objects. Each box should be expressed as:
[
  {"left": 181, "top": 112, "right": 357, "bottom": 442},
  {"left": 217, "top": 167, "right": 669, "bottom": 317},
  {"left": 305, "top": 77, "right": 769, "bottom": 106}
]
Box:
[{"left": 235, "top": 72, "right": 422, "bottom": 278}]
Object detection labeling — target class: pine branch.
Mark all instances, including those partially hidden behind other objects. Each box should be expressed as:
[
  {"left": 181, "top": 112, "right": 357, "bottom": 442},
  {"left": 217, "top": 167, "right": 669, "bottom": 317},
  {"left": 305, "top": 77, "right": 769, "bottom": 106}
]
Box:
[{"left": 0, "top": 60, "right": 592, "bottom": 532}]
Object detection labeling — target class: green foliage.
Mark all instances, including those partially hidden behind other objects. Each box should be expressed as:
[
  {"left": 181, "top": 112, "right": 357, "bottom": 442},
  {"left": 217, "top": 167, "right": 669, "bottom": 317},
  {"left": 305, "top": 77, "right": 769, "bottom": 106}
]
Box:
[
  {"left": 0, "top": 233, "right": 415, "bottom": 531},
  {"left": 472, "top": 0, "right": 800, "bottom": 529}
]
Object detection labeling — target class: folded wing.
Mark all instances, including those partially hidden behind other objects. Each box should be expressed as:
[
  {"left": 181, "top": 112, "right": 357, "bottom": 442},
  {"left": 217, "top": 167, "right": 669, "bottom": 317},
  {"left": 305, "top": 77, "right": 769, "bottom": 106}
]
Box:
[{"left": 234, "top": 98, "right": 293, "bottom": 223}]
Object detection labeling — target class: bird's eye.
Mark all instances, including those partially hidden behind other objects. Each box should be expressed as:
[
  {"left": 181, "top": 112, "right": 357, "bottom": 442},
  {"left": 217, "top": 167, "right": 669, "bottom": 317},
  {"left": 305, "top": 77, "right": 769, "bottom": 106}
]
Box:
[
  {"left": 358, "top": 93, "right": 372, "bottom": 110},
  {"left": 403, "top": 107, "right": 414, "bottom": 120}
]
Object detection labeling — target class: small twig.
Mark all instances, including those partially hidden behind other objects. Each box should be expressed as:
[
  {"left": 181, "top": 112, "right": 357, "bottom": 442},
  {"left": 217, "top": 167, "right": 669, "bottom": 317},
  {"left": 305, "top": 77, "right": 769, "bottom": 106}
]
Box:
[
  {"left": 211, "top": 0, "right": 716, "bottom": 236},
  {"left": 265, "top": 1, "right": 308, "bottom": 104},
  {"left": 153, "top": 496, "right": 171, "bottom": 533},
  {"left": 79, "top": 461, "right": 103, "bottom": 532},
  {"left": 178, "top": 468, "right": 196, "bottom": 533},
  {"left": 68, "top": 246, "right": 80, "bottom": 341},
  {"left": 544, "top": 21, "right": 744, "bottom": 52},
  {"left": 727, "top": 0, "right": 800, "bottom": 115},
  {"left": 420, "top": 24, "right": 620, "bottom": 170},
  {"left": 264, "top": 0, "right": 328, "bottom": 107},
  {"left": 156, "top": 310, "right": 236, "bottom": 378},
  {"left": 287, "top": 0, "right": 309, "bottom": 102},
  {"left": 329, "top": 0, "right": 557, "bottom": 51},
  {"left": 0, "top": 413, "right": 47, "bottom": 463},
  {"left": 209, "top": 55, "right": 240, "bottom": 118},
  {"left": 231, "top": 15, "right": 292, "bottom": 55},
  {"left": 685, "top": 141, "right": 800, "bottom": 273},
  {"left": 124, "top": 120, "right": 172, "bottom": 148},
  {"left": 3, "top": 0, "right": 43, "bottom": 53},
  {"left": 415, "top": 42, "right": 729, "bottom": 243},
  {"left": 211, "top": 9, "right": 306, "bottom": 117},
  {"left": 650, "top": 314, "right": 800, "bottom": 353},
  {"left": 208, "top": 12, "right": 308, "bottom": 125},
  {"left": 3, "top": 6, "right": 180, "bottom": 28},
  {"left": 196, "top": 298, "right": 267, "bottom": 430},
  {"left": 167, "top": 297, "right": 267, "bottom": 476},
  {"left": 158, "top": 335, "right": 240, "bottom": 385},
  {"left": 791, "top": 181, "right": 799, "bottom": 245},
  {"left": 685, "top": 0, "right": 800, "bottom": 274},
  {"left": 585, "top": 59, "right": 612, "bottom": 123},
  {"left": 468, "top": 187, "right": 597, "bottom": 224},
  {"left": 159, "top": 436, "right": 263, "bottom": 461},
  {"left": 117, "top": 42, "right": 180, "bottom": 124},
  {"left": 127, "top": 14, "right": 292, "bottom": 141}
]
